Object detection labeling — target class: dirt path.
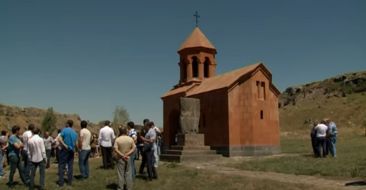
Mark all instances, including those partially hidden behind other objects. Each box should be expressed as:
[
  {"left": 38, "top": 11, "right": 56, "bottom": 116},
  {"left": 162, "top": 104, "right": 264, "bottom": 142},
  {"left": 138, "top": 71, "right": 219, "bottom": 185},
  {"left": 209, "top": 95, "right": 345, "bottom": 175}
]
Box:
[{"left": 182, "top": 156, "right": 365, "bottom": 190}]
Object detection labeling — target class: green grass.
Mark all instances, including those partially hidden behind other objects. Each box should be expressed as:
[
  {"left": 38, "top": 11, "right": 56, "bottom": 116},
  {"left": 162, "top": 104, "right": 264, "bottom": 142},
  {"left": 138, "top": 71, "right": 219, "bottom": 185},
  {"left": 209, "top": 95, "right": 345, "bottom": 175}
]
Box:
[
  {"left": 258, "top": 90, "right": 366, "bottom": 179},
  {"left": 280, "top": 93, "right": 366, "bottom": 132},
  {"left": 0, "top": 158, "right": 327, "bottom": 190},
  {"left": 226, "top": 129, "right": 366, "bottom": 178}
]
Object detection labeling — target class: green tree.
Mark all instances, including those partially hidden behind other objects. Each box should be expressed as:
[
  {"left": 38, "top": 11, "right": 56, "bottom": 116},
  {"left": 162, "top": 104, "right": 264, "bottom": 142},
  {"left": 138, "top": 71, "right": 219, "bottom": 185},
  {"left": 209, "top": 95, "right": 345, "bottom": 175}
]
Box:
[
  {"left": 112, "top": 105, "right": 130, "bottom": 132},
  {"left": 42, "top": 107, "right": 57, "bottom": 132}
]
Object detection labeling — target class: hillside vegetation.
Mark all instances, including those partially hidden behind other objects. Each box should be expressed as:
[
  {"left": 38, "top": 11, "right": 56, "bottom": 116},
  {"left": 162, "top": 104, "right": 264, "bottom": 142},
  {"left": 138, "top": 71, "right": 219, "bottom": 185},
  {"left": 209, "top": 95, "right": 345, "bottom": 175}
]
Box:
[
  {"left": 279, "top": 70, "right": 366, "bottom": 132},
  {"left": 0, "top": 104, "right": 100, "bottom": 133}
]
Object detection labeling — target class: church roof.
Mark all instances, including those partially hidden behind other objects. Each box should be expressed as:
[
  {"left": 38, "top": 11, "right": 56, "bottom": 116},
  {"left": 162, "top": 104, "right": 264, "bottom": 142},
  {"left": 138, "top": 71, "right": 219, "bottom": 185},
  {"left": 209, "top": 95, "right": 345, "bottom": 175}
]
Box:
[
  {"left": 187, "top": 63, "right": 262, "bottom": 96},
  {"left": 162, "top": 63, "right": 280, "bottom": 99},
  {"left": 161, "top": 83, "right": 197, "bottom": 98},
  {"left": 178, "top": 27, "right": 216, "bottom": 52}
]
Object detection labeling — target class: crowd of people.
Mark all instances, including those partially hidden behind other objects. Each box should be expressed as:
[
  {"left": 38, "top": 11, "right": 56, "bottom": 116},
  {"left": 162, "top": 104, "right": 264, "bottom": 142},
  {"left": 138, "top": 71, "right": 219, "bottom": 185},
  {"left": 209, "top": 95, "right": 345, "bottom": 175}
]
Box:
[
  {"left": 310, "top": 118, "right": 338, "bottom": 158},
  {"left": 0, "top": 118, "right": 161, "bottom": 190}
]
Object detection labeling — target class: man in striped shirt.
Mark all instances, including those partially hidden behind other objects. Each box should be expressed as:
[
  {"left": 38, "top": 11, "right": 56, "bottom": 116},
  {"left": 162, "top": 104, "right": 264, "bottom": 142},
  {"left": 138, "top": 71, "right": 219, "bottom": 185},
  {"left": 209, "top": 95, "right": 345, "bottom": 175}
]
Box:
[{"left": 127, "top": 121, "right": 137, "bottom": 178}]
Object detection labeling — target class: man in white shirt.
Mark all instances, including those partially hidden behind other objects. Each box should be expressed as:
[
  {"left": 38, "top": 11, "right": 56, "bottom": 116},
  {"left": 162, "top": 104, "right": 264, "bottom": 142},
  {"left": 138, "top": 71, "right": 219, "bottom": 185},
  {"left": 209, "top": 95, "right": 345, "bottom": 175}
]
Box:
[
  {"left": 0, "top": 130, "right": 8, "bottom": 177},
  {"left": 28, "top": 128, "right": 46, "bottom": 190},
  {"left": 22, "top": 124, "right": 35, "bottom": 182},
  {"left": 98, "top": 120, "right": 115, "bottom": 169},
  {"left": 43, "top": 131, "right": 54, "bottom": 168},
  {"left": 78, "top": 120, "right": 92, "bottom": 179},
  {"left": 314, "top": 120, "right": 328, "bottom": 158},
  {"left": 151, "top": 122, "right": 160, "bottom": 168},
  {"left": 140, "top": 121, "right": 158, "bottom": 180}
]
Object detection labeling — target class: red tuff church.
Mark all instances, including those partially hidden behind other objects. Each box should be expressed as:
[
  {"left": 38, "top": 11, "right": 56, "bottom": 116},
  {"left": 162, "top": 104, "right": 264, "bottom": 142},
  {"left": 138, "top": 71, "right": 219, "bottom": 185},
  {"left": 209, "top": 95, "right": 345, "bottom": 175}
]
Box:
[{"left": 161, "top": 27, "right": 280, "bottom": 156}]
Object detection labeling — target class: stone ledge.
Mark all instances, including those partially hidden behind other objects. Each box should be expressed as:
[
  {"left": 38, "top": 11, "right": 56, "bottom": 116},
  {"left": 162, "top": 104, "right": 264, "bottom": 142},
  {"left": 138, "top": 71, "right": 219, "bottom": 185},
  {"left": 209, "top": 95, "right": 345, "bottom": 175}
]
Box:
[
  {"left": 177, "top": 133, "right": 205, "bottom": 146},
  {"left": 160, "top": 153, "right": 222, "bottom": 162},
  {"left": 164, "top": 149, "right": 217, "bottom": 155},
  {"left": 161, "top": 133, "right": 222, "bottom": 162},
  {"left": 213, "top": 145, "right": 281, "bottom": 157},
  {"left": 169, "top": 145, "right": 211, "bottom": 151}
]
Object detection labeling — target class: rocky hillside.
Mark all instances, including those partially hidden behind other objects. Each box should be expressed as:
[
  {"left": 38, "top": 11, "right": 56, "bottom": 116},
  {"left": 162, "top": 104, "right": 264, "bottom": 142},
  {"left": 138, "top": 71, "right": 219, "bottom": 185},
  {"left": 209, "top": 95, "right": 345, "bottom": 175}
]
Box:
[
  {"left": 0, "top": 104, "right": 98, "bottom": 133},
  {"left": 279, "top": 70, "right": 366, "bottom": 132}
]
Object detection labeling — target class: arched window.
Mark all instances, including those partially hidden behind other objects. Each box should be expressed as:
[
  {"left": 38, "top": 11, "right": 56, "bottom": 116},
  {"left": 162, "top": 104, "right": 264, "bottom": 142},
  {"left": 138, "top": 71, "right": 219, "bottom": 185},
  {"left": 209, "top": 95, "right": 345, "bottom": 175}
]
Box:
[
  {"left": 204, "top": 57, "right": 210, "bottom": 78},
  {"left": 192, "top": 57, "right": 199, "bottom": 78},
  {"left": 181, "top": 60, "right": 187, "bottom": 82},
  {"left": 256, "top": 81, "right": 266, "bottom": 100},
  {"left": 260, "top": 110, "right": 264, "bottom": 119}
]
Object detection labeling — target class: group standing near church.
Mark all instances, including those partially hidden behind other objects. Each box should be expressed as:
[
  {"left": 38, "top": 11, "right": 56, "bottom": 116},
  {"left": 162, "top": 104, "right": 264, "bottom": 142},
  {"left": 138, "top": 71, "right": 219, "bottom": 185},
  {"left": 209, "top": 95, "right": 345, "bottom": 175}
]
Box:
[
  {"left": 310, "top": 118, "right": 338, "bottom": 158},
  {"left": 0, "top": 118, "right": 161, "bottom": 190}
]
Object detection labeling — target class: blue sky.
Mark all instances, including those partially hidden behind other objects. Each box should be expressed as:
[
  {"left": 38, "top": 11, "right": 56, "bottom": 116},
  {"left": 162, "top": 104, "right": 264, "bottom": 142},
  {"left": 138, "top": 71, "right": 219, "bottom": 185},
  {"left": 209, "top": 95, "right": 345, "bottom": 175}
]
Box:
[{"left": 1, "top": 0, "right": 365, "bottom": 126}]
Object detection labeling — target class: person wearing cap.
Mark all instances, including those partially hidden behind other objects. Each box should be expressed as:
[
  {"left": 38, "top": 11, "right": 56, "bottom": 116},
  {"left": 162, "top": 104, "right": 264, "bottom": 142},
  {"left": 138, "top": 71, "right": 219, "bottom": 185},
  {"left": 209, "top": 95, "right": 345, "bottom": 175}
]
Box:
[{"left": 98, "top": 120, "right": 116, "bottom": 169}]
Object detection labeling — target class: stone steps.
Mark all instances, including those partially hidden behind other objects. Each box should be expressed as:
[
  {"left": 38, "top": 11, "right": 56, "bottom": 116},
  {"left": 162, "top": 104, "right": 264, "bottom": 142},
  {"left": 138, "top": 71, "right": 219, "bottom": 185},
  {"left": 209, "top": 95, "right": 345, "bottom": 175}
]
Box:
[{"left": 160, "top": 133, "right": 222, "bottom": 162}]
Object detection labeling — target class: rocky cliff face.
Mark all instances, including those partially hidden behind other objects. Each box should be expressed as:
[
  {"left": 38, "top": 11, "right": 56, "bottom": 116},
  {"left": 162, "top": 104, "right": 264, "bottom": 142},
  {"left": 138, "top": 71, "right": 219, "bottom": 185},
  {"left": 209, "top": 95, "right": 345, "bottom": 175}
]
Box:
[
  {"left": 280, "top": 71, "right": 366, "bottom": 108},
  {"left": 279, "top": 70, "right": 366, "bottom": 131}
]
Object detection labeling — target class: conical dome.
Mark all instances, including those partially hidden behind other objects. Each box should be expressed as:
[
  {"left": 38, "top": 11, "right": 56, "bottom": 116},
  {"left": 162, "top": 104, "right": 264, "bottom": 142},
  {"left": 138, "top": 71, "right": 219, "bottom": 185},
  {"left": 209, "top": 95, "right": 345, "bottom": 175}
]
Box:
[{"left": 178, "top": 27, "right": 216, "bottom": 52}]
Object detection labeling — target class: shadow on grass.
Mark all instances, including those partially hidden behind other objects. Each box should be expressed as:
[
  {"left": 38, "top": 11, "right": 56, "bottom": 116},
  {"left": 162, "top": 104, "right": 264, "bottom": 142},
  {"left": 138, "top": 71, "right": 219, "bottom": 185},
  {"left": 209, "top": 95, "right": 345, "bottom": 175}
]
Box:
[
  {"left": 74, "top": 175, "right": 83, "bottom": 180},
  {"left": 106, "top": 183, "right": 118, "bottom": 189},
  {"left": 30, "top": 185, "right": 43, "bottom": 190},
  {"left": 301, "top": 153, "right": 316, "bottom": 158},
  {"left": 136, "top": 174, "right": 147, "bottom": 180},
  {"left": 6, "top": 181, "right": 21, "bottom": 188},
  {"left": 301, "top": 153, "right": 331, "bottom": 159},
  {"left": 345, "top": 180, "right": 366, "bottom": 186},
  {"left": 55, "top": 178, "right": 70, "bottom": 185}
]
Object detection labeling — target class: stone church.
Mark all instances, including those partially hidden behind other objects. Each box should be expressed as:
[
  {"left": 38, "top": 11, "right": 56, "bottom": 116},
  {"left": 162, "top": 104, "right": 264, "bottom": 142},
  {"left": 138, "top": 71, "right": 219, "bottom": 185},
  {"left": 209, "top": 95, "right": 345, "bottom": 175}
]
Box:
[{"left": 161, "top": 27, "right": 280, "bottom": 156}]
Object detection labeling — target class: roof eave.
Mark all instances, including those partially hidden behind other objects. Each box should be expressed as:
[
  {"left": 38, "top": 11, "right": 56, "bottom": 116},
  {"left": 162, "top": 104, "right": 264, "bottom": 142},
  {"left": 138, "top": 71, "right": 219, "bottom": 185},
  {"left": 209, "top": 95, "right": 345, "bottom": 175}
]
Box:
[{"left": 177, "top": 46, "right": 217, "bottom": 54}]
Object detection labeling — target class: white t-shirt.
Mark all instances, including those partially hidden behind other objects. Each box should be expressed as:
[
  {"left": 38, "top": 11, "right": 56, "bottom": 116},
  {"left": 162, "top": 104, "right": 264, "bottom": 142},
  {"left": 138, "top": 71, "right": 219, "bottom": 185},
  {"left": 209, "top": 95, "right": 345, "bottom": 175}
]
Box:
[
  {"left": 28, "top": 134, "right": 46, "bottom": 163},
  {"left": 98, "top": 126, "right": 115, "bottom": 147},
  {"left": 80, "top": 128, "right": 92, "bottom": 150},
  {"left": 315, "top": 123, "right": 328, "bottom": 138},
  {"left": 128, "top": 128, "right": 137, "bottom": 141},
  {"left": 22, "top": 130, "right": 33, "bottom": 151},
  {"left": 145, "top": 128, "right": 157, "bottom": 142},
  {"left": 43, "top": 136, "right": 54, "bottom": 150},
  {"left": 153, "top": 126, "right": 161, "bottom": 134}
]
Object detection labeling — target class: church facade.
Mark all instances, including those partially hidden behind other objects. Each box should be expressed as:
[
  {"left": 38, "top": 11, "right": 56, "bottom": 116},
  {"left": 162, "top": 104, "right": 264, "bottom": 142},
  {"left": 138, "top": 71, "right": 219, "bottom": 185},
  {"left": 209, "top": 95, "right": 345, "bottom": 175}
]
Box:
[{"left": 162, "top": 27, "right": 280, "bottom": 156}]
